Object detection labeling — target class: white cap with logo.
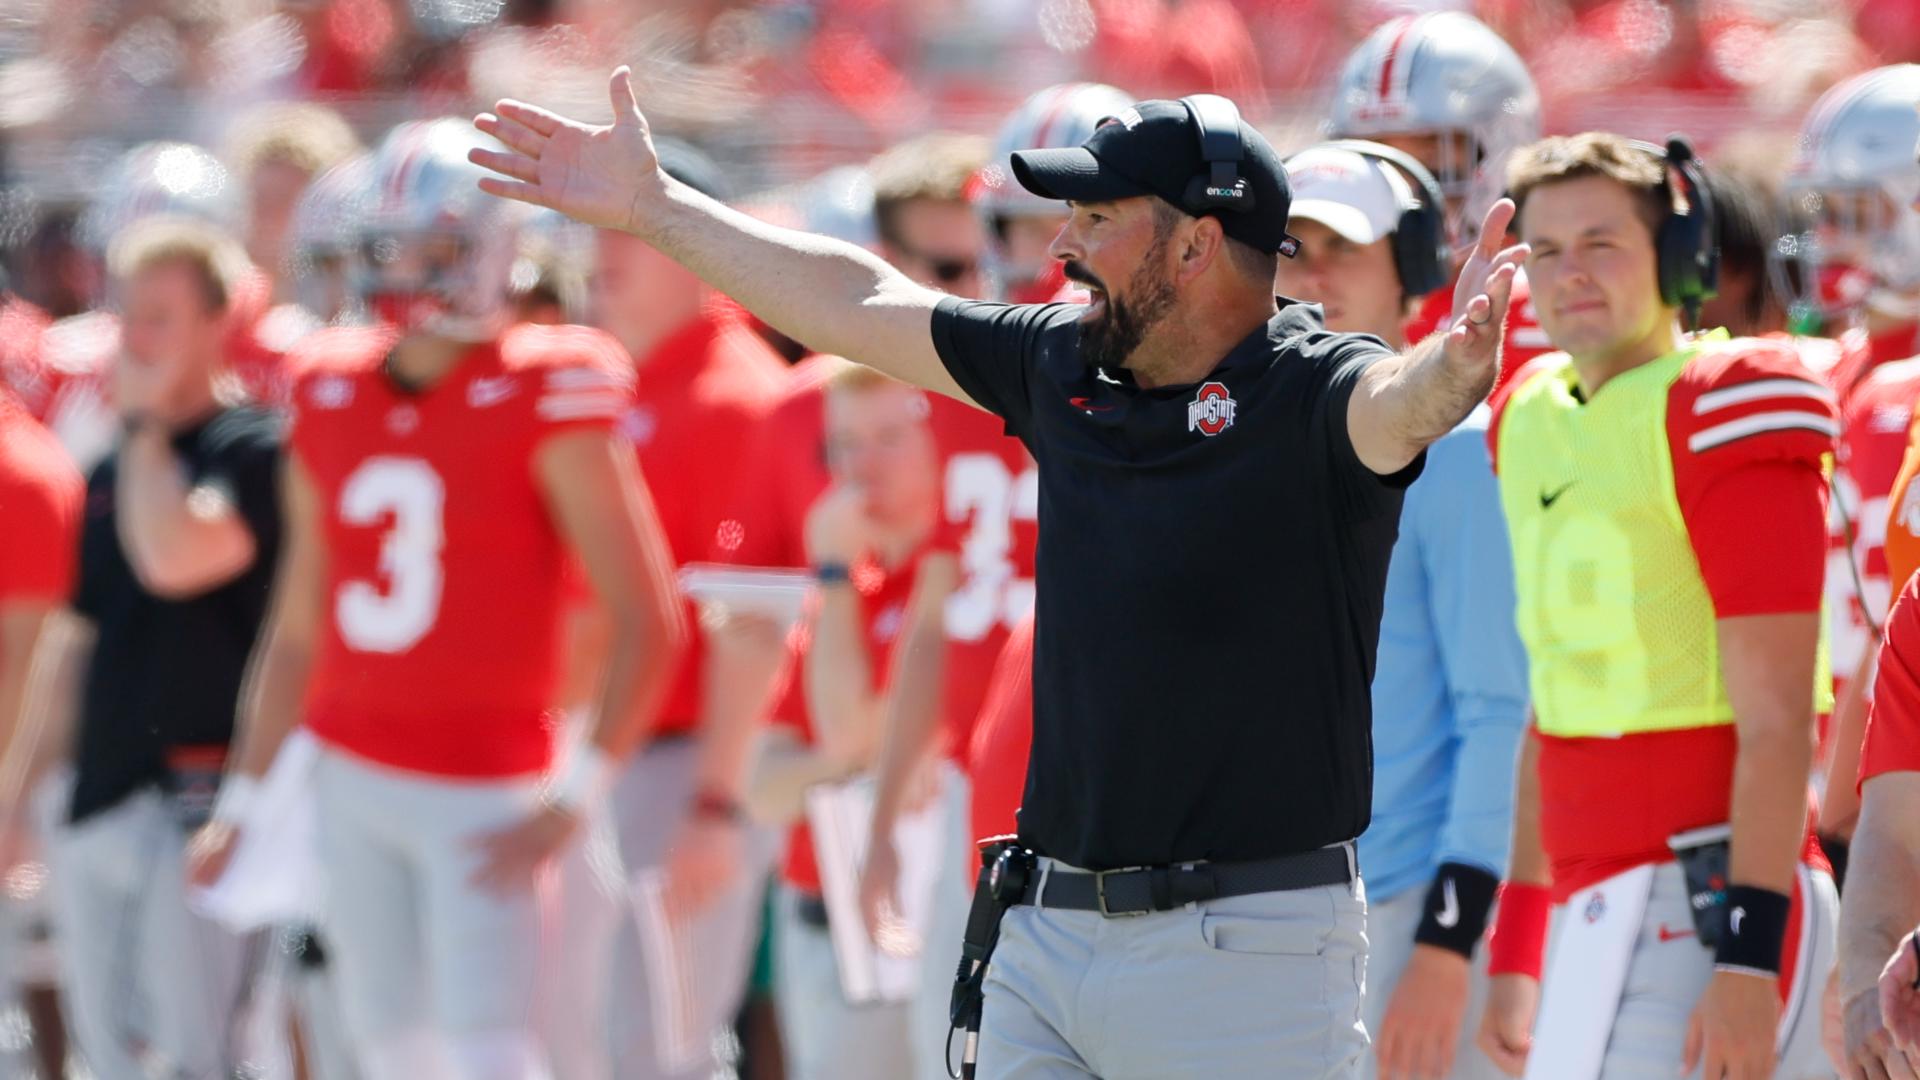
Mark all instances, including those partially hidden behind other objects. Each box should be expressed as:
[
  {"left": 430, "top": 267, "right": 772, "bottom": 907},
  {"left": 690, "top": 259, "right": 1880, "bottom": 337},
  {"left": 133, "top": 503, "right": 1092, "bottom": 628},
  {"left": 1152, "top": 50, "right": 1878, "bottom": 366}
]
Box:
[{"left": 1283, "top": 146, "right": 1411, "bottom": 246}]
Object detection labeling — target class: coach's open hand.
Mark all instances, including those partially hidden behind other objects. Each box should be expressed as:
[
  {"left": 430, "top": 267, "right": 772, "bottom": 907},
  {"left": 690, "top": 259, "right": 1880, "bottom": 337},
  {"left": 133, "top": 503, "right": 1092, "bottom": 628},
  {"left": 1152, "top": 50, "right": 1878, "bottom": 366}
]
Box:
[
  {"left": 1446, "top": 198, "right": 1527, "bottom": 377},
  {"left": 1346, "top": 198, "right": 1527, "bottom": 475},
  {"left": 472, "top": 67, "right": 667, "bottom": 233}
]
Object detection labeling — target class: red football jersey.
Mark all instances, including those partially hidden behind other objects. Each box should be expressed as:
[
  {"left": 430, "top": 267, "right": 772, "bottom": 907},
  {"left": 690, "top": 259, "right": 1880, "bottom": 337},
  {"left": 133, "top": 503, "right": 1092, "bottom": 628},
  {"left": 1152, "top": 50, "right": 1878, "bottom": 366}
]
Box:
[
  {"left": 622, "top": 308, "right": 787, "bottom": 737},
  {"left": 1862, "top": 568, "right": 1920, "bottom": 788},
  {"left": 964, "top": 610, "right": 1034, "bottom": 844},
  {"left": 0, "top": 296, "right": 50, "bottom": 417},
  {"left": 1403, "top": 267, "right": 1550, "bottom": 391},
  {"left": 769, "top": 553, "right": 922, "bottom": 893},
  {"left": 711, "top": 363, "right": 1036, "bottom": 751},
  {"left": 1830, "top": 355, "right": 1920, "bottom": 700},
  {"left": 0, "top": 391, "right": 83, "bottom": 610},
  {"left": 290, "top": 323, "right": 633, "bottom": 778}
]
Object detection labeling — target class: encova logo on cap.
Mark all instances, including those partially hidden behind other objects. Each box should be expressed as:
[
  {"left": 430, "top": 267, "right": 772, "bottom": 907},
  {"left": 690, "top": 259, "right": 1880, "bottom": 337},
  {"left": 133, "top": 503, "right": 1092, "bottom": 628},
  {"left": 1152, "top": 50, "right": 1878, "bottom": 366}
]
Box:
[{"left": 1187, "top": 381, "right": 1236, "bottom": 436}]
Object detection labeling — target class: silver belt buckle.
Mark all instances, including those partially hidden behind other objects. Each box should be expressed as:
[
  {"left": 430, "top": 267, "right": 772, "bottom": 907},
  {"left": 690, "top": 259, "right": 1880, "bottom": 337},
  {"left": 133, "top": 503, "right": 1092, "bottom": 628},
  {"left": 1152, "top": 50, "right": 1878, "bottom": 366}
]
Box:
[{"left": 1094, "top": 866, "right": 1149, "bottom": 918}]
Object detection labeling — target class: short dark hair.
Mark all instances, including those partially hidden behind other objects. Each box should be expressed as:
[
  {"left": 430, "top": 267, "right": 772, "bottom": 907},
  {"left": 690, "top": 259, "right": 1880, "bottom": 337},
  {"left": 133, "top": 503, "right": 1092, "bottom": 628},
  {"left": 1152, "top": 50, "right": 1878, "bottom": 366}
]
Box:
[
  {"left": 1706, "top": 168, "right": 1782, "bottom": 329},
  {"left": 1507, "top": 133, "right": 1668, "bottom": 239},
  {"left": 1147, "top": 197, "right": 1277, "bottom": 286}
]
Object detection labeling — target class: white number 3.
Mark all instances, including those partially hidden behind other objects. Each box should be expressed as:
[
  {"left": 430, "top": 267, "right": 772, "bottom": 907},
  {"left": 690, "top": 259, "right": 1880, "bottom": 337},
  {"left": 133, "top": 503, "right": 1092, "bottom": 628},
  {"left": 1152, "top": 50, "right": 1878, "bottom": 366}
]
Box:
[{"left": 336, "top": 456, "right": 445, "bottom": 653}]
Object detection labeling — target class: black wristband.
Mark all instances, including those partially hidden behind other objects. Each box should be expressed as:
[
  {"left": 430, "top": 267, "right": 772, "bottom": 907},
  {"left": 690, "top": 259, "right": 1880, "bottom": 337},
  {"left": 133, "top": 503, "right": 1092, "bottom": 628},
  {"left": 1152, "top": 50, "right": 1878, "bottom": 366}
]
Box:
[
  {"left": 1713, "top": 884, "right": 1791, "bottom": 977},
  {"left": 813, "top": 562, "right": 853, "bottom": 586},
  {"left": 1413, "top": 861, "right": 1500, "bottom": 959}
]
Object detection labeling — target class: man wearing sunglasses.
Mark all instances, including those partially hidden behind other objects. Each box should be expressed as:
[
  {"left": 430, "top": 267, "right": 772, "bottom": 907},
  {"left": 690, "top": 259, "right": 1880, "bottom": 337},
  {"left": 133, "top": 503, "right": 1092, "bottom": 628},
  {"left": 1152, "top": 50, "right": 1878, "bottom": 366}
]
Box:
[{"left": 870, "top": 134, "right": 989, "bottom": 298}]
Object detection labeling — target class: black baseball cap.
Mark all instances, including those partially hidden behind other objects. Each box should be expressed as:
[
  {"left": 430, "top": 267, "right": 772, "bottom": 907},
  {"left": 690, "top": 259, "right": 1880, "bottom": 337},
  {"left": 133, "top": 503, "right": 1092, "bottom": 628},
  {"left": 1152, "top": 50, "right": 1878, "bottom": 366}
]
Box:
[{"left": 1010, "top": 98, "right": 1297, "bottom": 257}]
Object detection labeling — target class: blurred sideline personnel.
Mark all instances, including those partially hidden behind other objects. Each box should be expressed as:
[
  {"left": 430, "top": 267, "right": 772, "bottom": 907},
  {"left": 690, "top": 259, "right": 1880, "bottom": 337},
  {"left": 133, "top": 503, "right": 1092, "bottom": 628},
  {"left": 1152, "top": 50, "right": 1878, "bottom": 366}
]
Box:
[
  {"left": 224, "top": 102, "right": 363, "bottom": 312},
  {"left": 28, "top": 217, "right": 283, "bottom": 1078},
  {"left": 188, "top": 118, "right": 686, "bottom": 1080},
  {"left": 1834, "top": 569, "right": 1920, "bottom": 1080},
  {"left": 1277, "top": 142, "right": 1528, "bottom": 1080},
  {"left": 1822, "top": 68, "right": 1920, "bottom": 847},
  {"left": 697, "top": 130, "right": 1020, "bottom": 1080},
  {"left": 540, "top": 139, "right": 786, "bottom": 1080},
  {"left": 859, "top": 81, "right": 1129, "bottom": 945},
  {"left": 0, "top": 372, "right": 81, "bottom": 1080},
  {"left": 1477, "top": 134, "right": 1839, "bottom": 1080},
  {"left": 750, "top": 362, "right": 942, "bottom": 1080},
  {"left": 284, "top": 153, "right": 377, "bottom": 330},
  {"left": 31, "top": 141, "right": 299, "bottom": 474},
  {"left": 1328, "top": 10, "right": 1551, "bottom": 385}
]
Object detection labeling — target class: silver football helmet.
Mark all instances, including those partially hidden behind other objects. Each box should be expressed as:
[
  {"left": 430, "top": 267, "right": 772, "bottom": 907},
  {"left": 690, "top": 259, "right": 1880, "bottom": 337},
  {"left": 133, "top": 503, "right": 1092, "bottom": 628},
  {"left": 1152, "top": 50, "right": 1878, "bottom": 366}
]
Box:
[
  {"left": 975, "top": 82, "right": 1134, "bottom": 301},
  {"left": 356, "top": 117, "right": 519, "bottom": 341},
  {"left": 286, "top": 152, "right": 373, "bottom": 325},
  {"left": 77, "top": 141, "right": 239, "bottom": 254},
  {"left": 1327, "top": 12, "right": 1540, "bottom": 248},
  {"left": 1782, "top": 64, "right": 1920, "bottom": 324}
]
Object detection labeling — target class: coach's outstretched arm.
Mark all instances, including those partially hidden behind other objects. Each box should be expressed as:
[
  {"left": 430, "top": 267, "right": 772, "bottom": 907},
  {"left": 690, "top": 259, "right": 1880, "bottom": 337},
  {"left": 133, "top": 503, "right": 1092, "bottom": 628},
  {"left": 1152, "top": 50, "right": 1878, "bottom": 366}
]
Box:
[
  {"left": 1346, "top": 198, "right": 1527, "bottom": 474},
  {"left": 473, "top": 69, "right": 964, "bottom": 403}
]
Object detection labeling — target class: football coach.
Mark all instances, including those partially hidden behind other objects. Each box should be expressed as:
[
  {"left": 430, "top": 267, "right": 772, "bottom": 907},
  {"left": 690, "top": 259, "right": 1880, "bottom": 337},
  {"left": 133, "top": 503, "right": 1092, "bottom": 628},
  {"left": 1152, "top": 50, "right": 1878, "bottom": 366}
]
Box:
[{"left": 468, "top": 70, "right": 1525, "bottom": 1080}]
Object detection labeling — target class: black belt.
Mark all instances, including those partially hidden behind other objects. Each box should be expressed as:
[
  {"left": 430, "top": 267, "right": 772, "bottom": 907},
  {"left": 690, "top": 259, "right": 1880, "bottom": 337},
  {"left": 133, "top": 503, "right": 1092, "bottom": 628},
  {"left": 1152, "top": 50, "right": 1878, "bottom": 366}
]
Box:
[{"left": 1016, "top": 846, "right": 1352, "bottom": 917}]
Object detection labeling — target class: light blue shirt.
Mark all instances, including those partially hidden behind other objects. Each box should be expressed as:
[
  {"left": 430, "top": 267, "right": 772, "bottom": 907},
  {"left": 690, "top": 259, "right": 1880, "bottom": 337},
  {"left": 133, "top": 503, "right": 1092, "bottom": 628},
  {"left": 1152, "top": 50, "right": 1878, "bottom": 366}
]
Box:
[{"left": 1359, "top": 404, "right": 1530, "bottom": 903}]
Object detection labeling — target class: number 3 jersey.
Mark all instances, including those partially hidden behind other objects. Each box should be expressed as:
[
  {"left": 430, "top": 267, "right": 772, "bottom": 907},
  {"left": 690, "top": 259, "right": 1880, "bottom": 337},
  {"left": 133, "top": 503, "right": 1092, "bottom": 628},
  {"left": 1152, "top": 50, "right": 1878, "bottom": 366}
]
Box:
[
  {"left": 1489, "top": 331, "right": 1838, "bottom": 899},
  {"left": 288, "top": 323, "right": 633, "bottom": 778}
]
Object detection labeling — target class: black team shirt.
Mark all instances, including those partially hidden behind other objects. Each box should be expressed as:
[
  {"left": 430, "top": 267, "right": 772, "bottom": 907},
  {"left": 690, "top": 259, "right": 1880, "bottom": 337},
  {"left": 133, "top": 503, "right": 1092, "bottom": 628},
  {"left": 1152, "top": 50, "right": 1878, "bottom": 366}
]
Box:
[
  {"left": 930, "top": 296, "right": 1420, "bottom": 870},
  {"left": 70, "top": 406, "right": 282, "bottom": 825}
]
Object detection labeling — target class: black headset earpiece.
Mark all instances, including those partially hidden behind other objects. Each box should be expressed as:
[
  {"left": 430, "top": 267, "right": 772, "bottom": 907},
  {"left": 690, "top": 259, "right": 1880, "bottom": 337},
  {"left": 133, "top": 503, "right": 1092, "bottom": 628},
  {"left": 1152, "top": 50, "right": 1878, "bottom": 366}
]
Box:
[
  {"left": 1180, "top": 94, "right": 1255, "bottom": 214},
  {"left": 1317, "top": 139, "right": 1451, "bottom": 298},
  {"left": 1630, "top": 135, "right": 1720, "bottom": 331}
]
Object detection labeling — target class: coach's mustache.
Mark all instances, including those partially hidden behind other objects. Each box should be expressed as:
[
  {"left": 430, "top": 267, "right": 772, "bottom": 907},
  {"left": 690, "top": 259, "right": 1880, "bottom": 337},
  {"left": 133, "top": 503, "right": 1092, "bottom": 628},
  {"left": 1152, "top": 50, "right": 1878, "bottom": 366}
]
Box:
[{"left": 1062, "top": 260, "right": 1106, "bottom": 295}]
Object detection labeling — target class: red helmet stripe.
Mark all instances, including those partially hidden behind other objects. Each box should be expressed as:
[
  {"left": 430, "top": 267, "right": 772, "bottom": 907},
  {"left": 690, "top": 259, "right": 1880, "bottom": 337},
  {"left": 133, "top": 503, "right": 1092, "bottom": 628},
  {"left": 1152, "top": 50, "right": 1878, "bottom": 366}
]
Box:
[{"left": 1375, "top": 16, "right": 1420, "bottom": 103}]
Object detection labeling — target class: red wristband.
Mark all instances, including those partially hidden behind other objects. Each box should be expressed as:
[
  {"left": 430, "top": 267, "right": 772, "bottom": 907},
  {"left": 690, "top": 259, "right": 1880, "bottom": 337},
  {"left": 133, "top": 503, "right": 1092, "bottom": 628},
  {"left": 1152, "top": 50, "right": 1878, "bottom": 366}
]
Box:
[{"left": 1487, "top": 882, "right": 1552, "bottom": 979}]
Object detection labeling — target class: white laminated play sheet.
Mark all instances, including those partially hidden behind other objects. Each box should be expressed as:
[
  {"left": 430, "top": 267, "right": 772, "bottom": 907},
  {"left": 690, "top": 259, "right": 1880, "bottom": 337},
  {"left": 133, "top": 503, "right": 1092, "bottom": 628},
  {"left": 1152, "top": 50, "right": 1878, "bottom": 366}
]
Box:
[
  {"left": 805, "top": 776, "right": 946, "bottom": 1005},
  {"left": 189, "top": 729, "right": 324, "bottom": 930},
  {"left": 678, "top": 563, "right": 813, "bottom": 627}
]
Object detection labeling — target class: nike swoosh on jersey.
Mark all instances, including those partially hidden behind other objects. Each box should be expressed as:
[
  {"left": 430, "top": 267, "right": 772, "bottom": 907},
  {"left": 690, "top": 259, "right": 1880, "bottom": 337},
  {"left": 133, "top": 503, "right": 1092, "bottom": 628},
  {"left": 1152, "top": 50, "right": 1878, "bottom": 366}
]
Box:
[
  {"left": 1436, "top": 877, "right": 1460, "bottom": 929},
  {"left": 1539, "top": 482, "right": 1574, "bottom": 509},
  {"left": 1068, "top": 396, "right": 1116, "bottom": 413},
  {"left": 1730, "top": 906, "right": 1745, "bottom": 935},
  {"left": 1657, "top": 924, "right": 1697, "bottom": 943}
]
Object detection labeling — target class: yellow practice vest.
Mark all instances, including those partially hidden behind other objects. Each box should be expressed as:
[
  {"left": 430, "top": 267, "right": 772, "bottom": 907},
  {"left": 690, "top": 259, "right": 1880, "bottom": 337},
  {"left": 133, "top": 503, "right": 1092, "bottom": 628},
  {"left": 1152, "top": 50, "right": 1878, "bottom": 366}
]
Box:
[{"left": 1495, "top": 334, "right": 1831, "bottom": 738}]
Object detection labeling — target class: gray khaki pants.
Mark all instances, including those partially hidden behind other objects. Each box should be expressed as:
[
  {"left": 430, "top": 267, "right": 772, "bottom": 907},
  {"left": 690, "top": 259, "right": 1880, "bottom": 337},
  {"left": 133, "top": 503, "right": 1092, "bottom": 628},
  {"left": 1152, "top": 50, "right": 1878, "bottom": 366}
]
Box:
[
  {"left": 43, "top": 784, "right": 251, "bottom": 1080},
  {"left": 1360, "top": 883, "right": 1503, "bottom": 1080},
  {"left": 977, "top": 847, "right": 1369, "bottom": 1079},
  {"left": 542, "top": 737, "right": 777, "bottom": 1080}
]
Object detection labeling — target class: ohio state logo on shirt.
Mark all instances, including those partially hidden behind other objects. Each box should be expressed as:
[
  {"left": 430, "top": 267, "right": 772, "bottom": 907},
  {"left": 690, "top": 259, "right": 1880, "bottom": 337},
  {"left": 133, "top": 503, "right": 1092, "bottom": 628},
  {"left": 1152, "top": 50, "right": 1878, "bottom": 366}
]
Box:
[{"left": 1187, "top": 381, "right": 1236, "bottom": 436}]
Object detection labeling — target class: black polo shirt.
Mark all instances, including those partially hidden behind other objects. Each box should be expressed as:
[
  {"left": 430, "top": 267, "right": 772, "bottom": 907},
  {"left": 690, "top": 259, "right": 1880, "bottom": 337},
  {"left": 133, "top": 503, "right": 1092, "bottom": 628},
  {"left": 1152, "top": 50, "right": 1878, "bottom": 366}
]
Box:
[
  {"left": 931, "top": 296, "right": 1420, "bottom": 870},
  {"left": 69, "top": 406, "right": 283, "bottom": 825}
]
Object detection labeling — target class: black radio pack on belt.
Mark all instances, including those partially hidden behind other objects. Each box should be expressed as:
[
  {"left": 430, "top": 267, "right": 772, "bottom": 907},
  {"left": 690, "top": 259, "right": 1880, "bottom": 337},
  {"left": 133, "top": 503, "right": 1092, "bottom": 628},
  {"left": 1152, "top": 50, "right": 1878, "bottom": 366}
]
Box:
[{"left": 949, "top": 838, "right": 1033, "bottom": 1079}]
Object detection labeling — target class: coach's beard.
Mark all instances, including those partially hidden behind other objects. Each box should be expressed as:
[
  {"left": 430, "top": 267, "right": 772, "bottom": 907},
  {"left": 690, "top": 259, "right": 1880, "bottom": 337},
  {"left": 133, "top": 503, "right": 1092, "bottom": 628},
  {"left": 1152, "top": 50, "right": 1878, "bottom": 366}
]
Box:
[{"left": 1065, "top": 242, "right": 1177, "bottom": 376}]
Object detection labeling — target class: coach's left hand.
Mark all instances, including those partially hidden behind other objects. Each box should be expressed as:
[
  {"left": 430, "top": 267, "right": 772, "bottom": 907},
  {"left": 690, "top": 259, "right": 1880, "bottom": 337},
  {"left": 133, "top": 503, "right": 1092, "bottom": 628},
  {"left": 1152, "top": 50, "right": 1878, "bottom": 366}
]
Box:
[
  {"left": 1443, "top": 198, "right": 1527, "bottom": 383},
  {"left": 1684, "top": 969, "right": 1780, "bottom": 1080},
  {"left": 470, "top": 804, "right": 580, "bottom": 894},
  {"left": 1377, "top": 944, "right": 1471, "bottom": 1080}
]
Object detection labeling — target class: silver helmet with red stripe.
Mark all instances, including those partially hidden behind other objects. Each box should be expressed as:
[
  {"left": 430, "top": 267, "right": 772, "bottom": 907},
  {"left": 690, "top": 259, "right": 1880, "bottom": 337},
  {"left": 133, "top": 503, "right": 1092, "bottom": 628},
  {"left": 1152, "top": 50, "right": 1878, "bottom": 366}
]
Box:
[
  {"left": 356, "top": 117, "right": 520, "bottom": 341},
  {"left": 77, "top": 141, "right": 239, "bottom": 253},
  {"left": 975, "top": 82, "right": 1133, "bottom": 302},
  {"left": 1783, "top": 64, "right": 1920, "bottom": 324},
  {"left": 1327, "top": 12, "right": 1538, "bottom": 249}
]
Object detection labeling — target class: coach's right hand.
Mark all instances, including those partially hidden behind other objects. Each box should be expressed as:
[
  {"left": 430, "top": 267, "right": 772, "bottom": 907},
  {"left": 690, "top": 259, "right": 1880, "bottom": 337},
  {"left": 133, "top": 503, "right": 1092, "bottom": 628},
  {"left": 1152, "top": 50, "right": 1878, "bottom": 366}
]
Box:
[
  {"left": 185, "top": 821, "right": 241, "bottom": 889},
  {"left": 472, "top": 67, "right": 669, "bottom": 234},
  {"left": 1476, "top": 972, "right": 1538, "bottom": 1077}
]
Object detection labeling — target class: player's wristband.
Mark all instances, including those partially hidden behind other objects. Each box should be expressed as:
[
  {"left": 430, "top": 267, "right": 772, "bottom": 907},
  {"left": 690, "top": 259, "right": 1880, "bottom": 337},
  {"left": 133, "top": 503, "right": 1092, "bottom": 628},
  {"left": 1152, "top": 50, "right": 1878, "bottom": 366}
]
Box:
[
  {"left": 542, "top": 745, "right": 616, "bottom": 815},
  {"left": 1713, "top": 884, "right": 1790, "bottom": 977},
  {"left": 1414, "top": 861, "right": 1500, "bottom": 959},
  {"left": 813, "top": 562, "right": 853, "bottom": 587},
  {"left": 1486, "top": 881, "right": 1552, "bottom": 980},
  {"left": 210, "top": 773, "right": 261, "bottom": 827}
]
